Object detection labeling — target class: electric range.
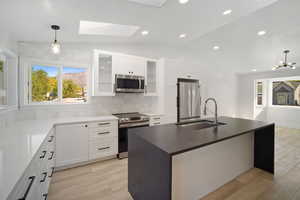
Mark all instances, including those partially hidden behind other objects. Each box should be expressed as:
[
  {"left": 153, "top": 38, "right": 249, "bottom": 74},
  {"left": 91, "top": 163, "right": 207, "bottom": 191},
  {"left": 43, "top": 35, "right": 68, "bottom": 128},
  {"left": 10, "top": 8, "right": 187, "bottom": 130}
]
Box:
[{"left": 113, "top": 112, "right": 150, "bottom": 158}]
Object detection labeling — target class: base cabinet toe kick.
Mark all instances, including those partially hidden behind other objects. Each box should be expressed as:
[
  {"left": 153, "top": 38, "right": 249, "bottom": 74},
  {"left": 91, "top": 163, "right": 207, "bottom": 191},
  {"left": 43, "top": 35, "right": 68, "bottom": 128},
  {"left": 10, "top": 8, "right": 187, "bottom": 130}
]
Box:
[{"left": 128, "top": 119, "right": 274, "bottom": 200}]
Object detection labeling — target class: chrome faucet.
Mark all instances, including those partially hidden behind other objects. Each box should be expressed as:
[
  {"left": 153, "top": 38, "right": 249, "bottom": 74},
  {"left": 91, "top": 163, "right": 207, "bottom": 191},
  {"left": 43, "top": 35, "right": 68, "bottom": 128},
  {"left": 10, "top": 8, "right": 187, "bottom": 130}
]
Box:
[{"left": 203, "top": 98, "right": 218, "bottom": 124}]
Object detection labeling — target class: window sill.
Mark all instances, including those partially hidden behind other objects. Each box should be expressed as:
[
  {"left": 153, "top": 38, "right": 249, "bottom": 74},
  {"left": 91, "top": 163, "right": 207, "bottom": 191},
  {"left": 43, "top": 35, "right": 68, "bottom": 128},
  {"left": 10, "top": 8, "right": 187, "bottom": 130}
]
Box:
[
  {"left": 268, "top": 105, "right": 300, "bottom": 109},
  {"left": 0, "top": 105, "right": 18, "bottom": 113},
  {"left": 21, "top": 103, "right": 91, "bottom": 109}
]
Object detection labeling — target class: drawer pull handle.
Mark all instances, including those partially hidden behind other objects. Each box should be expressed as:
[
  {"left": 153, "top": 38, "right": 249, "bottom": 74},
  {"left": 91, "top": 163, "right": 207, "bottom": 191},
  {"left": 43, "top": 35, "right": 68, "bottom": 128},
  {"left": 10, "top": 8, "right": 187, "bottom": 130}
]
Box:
[
  {"left": 18, "top": 176, "right": 35, "bottom": 200},
  {"left": 98, "top": 122, "right": 110, "bottom": 126},
  {"left": 48, "top": 151, "right": 54, "bottom": 160},
  {"left": 40, "top": 172, "right": 47, "bottom": 183},
  {"left": 40, "top": 151, "right": 47, "bottom": 159},
  {"left": 98, "top": 147, "right": 110, "bottom": 151},
  {"left": 48, "top": 136, "right": 54, "bottom": 142},
  {"left": 154, "top": 122, "right": 161, "bottom": 125},
  {"left": 153, "top": 118, "right": 161, "bottom": 120},
  {"left": 49, "top": 167, "right": 55, "bottom": 178},
  {"left": 98, "top": 131, "right": 110, "bottom": 135},
  {"left": 43, "top": 193, "right": 48, "bottom": 200}
]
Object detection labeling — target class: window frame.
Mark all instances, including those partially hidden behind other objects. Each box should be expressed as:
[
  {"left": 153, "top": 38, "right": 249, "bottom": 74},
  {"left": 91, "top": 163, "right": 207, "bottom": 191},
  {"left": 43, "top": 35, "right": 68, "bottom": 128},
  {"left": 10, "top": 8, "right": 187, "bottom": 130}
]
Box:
[
  {"left": 26, "top": 60, "right": 90, "bottom": 106},
  {"left": 268, "top": 76, "right": 300, "bottom": 109},
  {"left": 0, "top": 52, "right": 8, "bottom": 109},
  {"left": 254, "top": 79, "right": 266, "bottom": 108}
]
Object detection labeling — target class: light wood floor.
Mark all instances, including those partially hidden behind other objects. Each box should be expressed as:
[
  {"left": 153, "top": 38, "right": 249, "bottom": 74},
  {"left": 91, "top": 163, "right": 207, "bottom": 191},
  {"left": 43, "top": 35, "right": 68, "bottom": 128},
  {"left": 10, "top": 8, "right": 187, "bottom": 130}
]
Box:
[{"left": 48, "top": 127, "right": 300, "bottom": 200}]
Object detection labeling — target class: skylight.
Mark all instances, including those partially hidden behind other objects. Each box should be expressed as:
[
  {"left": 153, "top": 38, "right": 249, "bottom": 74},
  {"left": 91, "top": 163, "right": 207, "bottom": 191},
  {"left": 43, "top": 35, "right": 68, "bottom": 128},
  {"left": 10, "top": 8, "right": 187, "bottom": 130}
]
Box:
[
  {"left": 79, "top": 21, "right": 140, "bottom": 37},
  {"left": 128, "top": 0, "right": 168, "bottom": 7}
]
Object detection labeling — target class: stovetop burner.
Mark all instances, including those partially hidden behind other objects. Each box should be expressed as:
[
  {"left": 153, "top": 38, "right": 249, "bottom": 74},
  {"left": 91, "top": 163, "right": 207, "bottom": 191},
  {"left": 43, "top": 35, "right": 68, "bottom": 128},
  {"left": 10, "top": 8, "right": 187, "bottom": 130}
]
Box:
[{"left": 112, "top": 112, "right": 149, "bottom": 126}]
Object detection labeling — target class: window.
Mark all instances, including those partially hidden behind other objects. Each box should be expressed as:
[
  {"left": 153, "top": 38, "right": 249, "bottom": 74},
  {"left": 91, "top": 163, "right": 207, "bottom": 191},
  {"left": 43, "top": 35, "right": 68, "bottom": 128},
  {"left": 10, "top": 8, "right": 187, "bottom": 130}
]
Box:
[
  {"left": 0, "top": 54, "right": 7, "bottom": 106},
  {"left": 272, "top": 79, "right": 300, "bottom": 107},
  {"left": 31, "top": 65, "right": 58, "bottom": 103},
  {"left": 62, "top": 67, "right": 87, "bottom": 103},
  {"left": 29, "top": 64, "right": 88, "bottom": 104},
  {"left": 255, "top": 81, "right": 264, "bottom": 106}
]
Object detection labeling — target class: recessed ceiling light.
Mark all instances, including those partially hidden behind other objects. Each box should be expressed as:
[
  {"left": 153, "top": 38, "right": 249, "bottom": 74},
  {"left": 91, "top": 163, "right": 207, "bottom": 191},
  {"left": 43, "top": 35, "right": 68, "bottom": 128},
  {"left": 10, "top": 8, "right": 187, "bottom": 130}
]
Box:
[
  {"left": 179, "top": 33, "right": 187, "bottom": 38},
  {"left": 141, "top": 30, "right": 149, "bottom": 36},
  {"left": 213, "top": 46, "right": 220, "bottom": 50},
  {"left": 252, "top": 69, "right": 257, "bottom": 72},
  {"left": 179, "top": 0, "right": 189, "bottom": 4},
  {"left": 257, "top": 30, "right": 267, "bottom": 36},
  {"left": 79, "top": 21, "right": 140, "bottom": 37},
  {"left": 223, "top": 9, "right": 232, "bottom": 15}
]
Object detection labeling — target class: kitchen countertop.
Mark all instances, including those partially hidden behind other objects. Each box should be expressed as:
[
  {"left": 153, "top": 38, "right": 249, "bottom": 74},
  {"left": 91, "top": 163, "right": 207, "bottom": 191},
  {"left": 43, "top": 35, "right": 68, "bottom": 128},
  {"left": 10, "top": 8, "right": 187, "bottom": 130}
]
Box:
[
  {"left": 129, "top": 116, "right": 274, "bottom": 156},
  {"left": 143, "top": 113, "right": 164, "bottom": 116},
  {"left": 0, "top": 115, "right": 118, "bottom": 200}
]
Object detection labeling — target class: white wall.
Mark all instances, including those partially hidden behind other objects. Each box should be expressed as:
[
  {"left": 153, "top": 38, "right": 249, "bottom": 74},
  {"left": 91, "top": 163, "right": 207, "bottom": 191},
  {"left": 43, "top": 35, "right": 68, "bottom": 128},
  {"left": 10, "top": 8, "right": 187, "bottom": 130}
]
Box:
[
  {"left": 18, "top": 42, "right": 238, "bottom": 123},
  {"left": 237, "top": 69, "right": 300, "bottom": 129}
]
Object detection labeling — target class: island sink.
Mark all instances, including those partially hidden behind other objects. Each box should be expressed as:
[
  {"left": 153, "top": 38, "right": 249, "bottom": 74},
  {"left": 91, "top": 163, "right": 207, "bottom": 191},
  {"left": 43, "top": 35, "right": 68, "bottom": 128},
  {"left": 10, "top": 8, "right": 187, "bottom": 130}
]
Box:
[{"left": 177, "top": 120, "right": 226, "bottom": 130}]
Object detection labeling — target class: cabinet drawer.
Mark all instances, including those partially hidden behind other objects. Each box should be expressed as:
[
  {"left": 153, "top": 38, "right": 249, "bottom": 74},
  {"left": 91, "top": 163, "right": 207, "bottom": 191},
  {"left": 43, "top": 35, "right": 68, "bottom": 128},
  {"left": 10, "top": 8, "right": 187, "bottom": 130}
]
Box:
[
  {"left": 89, "top": 138, "right": 117, "bottom": 160},
  {"left": 89, "top": 121, "right": 114, "bottom": 128},
  {"left": 150, "top": 116, "right": 162, "bottom": 126},
  {"left": 151, "top": 121, "right": 161, "bottom": 126},
  {"left": 89, "top": 126, "right": 115, "bottom": 139}
]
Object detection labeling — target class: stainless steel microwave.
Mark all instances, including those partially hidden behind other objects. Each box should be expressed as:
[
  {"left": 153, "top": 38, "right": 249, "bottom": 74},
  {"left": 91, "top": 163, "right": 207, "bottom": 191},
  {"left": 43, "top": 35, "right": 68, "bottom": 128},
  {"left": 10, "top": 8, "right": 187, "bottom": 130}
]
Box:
[{"left": 115, "top": 74, "right": 145, "bottom": 93}]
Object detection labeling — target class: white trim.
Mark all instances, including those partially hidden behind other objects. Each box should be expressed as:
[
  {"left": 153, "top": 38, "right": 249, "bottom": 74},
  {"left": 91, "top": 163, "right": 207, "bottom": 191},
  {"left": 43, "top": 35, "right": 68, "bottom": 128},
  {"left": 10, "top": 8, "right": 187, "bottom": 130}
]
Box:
[
  {"left": 22, "top": 58, "right": 90, "bottom": 107},
  {"left": 0, "top": 105, "right": 18, "bottom": 114}
]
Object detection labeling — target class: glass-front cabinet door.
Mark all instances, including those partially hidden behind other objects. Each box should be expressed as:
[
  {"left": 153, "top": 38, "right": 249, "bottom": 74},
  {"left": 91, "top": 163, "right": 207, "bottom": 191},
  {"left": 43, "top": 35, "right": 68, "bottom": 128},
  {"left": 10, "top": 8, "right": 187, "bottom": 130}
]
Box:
[
  {"left": 93, "top": 50, "right": 115, "bottom": 96},
  {"left": 145, "top": 60, "right": 158, "bottom": 96}
]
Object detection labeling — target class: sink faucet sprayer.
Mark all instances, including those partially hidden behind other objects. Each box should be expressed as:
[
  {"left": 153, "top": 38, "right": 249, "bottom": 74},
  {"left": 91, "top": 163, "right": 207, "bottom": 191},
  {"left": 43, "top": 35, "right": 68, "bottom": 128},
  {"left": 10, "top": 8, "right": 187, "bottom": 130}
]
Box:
[{"left": 203, "top": 98, "right": 218, "bottom": 125}]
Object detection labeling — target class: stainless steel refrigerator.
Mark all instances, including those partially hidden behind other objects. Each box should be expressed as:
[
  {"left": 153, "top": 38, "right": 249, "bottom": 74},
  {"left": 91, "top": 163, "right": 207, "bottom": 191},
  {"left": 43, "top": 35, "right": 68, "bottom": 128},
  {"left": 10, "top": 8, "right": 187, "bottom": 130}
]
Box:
[{"left": 177, "top": 78, "right": 201, "bottom": 123}]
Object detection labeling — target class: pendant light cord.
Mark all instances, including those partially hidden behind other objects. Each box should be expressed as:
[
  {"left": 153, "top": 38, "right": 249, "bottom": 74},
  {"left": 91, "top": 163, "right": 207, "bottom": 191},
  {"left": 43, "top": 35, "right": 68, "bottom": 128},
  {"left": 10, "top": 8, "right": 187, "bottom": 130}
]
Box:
[{"left": 54, "top": 30, "right": 57, "bottom": 43}]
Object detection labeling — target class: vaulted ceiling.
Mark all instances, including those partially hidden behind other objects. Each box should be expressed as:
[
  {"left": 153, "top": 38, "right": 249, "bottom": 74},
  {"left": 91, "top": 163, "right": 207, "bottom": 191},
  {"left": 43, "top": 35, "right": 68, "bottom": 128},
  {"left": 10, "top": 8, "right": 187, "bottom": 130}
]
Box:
[
  {"left": 0, "top": 0, "right": 278, "bottom": 45},
  {"left": 2, "top": 0, "right": 300, "bottom": 73}
]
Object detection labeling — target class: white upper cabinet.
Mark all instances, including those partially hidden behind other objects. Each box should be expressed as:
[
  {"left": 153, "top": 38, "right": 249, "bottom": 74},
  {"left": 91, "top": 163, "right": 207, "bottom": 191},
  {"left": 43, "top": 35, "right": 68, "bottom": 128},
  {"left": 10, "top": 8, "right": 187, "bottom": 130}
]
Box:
[
  {"left": 93, "top": 50, "right": 115, "bottom": 96},
  {"left": 93, "top": 49, "right": 162, "bottom": 97},
  {"left": 114, "top": 54, "right": 145, "bottom": 76},
  {"left": 145, "top": 60, "right": 158, "bottom": 96}
]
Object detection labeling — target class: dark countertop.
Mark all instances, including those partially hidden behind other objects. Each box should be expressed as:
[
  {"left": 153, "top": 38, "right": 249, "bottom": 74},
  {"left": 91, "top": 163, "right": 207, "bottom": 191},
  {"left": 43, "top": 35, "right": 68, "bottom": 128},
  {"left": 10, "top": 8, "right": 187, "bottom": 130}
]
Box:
[{"left": 129, "top": 116, "right": 274, "bottom": 156}]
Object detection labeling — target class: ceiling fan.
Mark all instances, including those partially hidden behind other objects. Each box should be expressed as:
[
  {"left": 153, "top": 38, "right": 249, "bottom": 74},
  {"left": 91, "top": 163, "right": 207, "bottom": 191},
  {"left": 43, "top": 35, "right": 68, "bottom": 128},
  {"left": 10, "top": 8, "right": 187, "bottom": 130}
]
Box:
[{"left": 272, "top": 50, "right": 296, "bottom": 70}]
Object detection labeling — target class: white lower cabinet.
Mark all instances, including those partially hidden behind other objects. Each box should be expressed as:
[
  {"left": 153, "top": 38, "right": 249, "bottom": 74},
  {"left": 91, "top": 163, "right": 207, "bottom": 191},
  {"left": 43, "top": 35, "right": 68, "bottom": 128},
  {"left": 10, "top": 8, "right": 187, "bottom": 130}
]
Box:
[
  {"left": 7, "top": 129, "right": 56, "bottom": 200},
  {"left": 149, "top": 114, "right": 163, "bottom": 126},
  {"left": 88, "top": 121, "right": 118, "bottom": 160},
  {"left": 8, "top": 119, "right": 117, "bottom": 200},
  {"left": 55, "top": 120, "right": 118, "bottom": 168},
  {"left": 89, "top": 138, "right": 118, "bottom": 160},
  {"left": 55, "top": 123, "right": 89, "bottom": 167}
]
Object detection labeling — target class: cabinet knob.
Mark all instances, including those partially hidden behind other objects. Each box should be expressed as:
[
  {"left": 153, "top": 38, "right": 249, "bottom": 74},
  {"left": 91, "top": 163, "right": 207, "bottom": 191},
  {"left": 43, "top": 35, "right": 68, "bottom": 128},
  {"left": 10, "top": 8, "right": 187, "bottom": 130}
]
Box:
[{"left": 85, "top": 124, "right": 88, "bottom": 128}]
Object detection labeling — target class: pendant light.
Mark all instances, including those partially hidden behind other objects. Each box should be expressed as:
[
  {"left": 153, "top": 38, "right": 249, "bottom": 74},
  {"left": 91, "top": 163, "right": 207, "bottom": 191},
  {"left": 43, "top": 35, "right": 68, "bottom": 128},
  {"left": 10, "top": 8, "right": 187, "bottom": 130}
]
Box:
[
  {"left": 272, "top": 50, "right": 296, "bottom": 70},
  {"left": 51, "top": 25, "right": 61, "bottom": 54}
]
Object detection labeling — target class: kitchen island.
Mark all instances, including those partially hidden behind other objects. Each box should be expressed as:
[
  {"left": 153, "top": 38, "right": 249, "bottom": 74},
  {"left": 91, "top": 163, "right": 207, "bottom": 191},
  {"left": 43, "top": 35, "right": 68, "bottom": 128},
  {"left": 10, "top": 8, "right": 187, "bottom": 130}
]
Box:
[{"left": 128, "top": 117, "right": 274, "bottom": 200}]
